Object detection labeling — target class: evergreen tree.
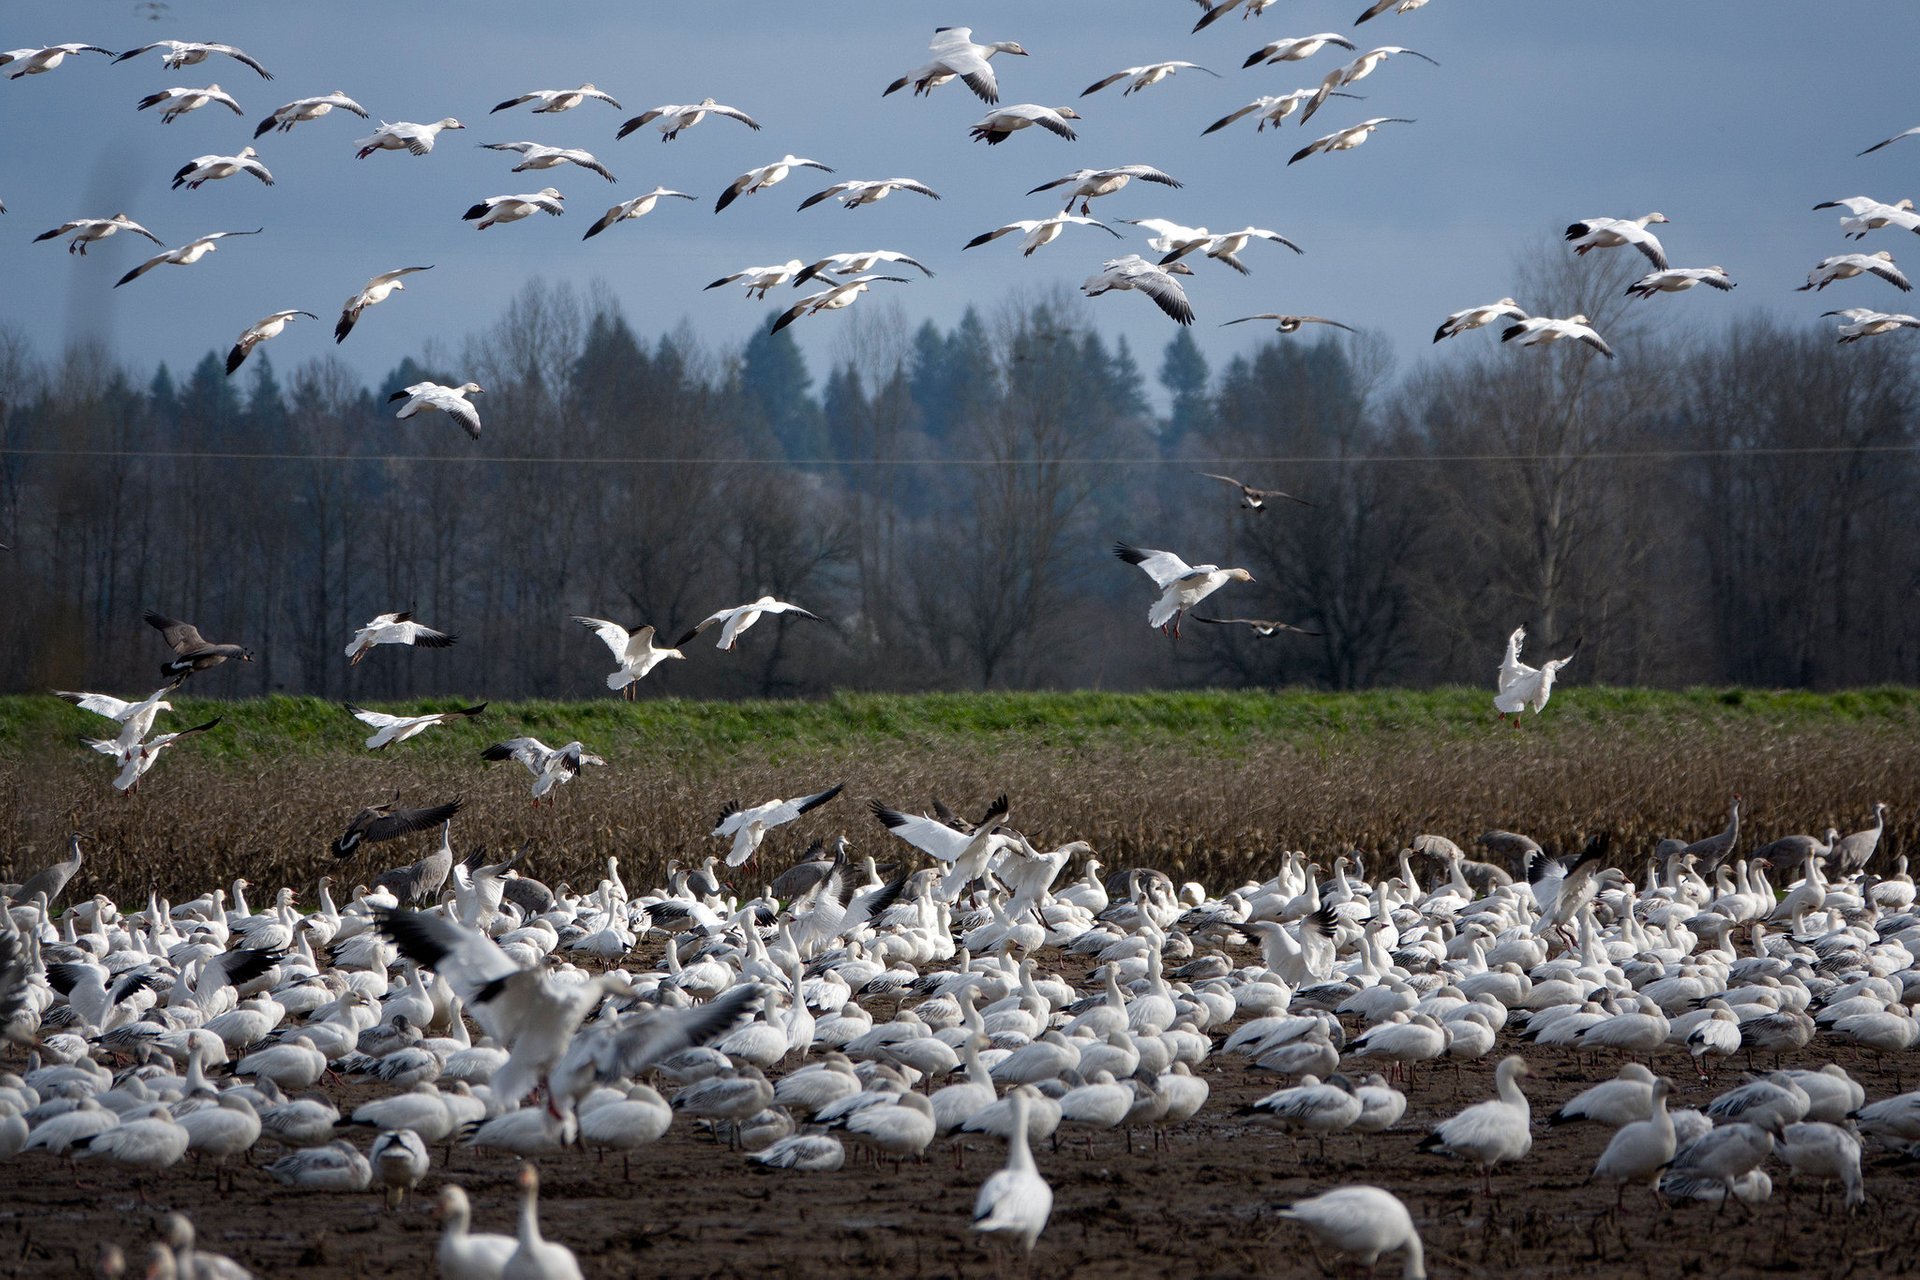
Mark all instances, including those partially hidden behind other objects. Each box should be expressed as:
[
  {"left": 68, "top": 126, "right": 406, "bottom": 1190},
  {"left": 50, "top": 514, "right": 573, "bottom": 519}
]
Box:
[
  {"left": 1158, "top": 329, "right": 1211, "bottom": 447},
  {"left": 1109, "top": 335, "right": 1149, "bottom": 417},
  {"left": 907, "top": 320, "right": 949, "bottom": 436},
  {"left": 179, "top": 351, "right": 242, "bottom": 442},
  {"left": 246, "top": 352, "right": 289, "bottom": 433},
  {"left": 148, "top": 362, "right": 180, "bottom": 428},
  {"left": 740, "top": 321, "right": 825, "bottom": 458}
]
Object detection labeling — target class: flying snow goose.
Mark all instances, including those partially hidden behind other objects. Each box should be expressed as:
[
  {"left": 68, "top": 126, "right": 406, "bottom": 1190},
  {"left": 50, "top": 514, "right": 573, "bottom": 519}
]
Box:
[
  {"left": 616, "top": 98, "right": 761, "bottom": 141},
  {"left": 1082, "top": 61, "right": 1220, "bottom": 96},
  {"left": 1194, "top": 0, "right": 1286, "bottom": 30},
  {"left": 1797, "top": 250, "right": 1912, "bottom": 292},
  {"left": 1827, "top": 198, "right": 1920, "bottom": 240},
  {"left": 389, "top": 381, "right": 484, "bottom": 439},
  {"left": 463, "top": 188, "right": 565, "bottom": 229},
  {"left": 970, "top": 104, "right": 1081, "bottom": 144},
  {"left": 254, "top": 92, "right": 367, "bottom": 138},
  {"left": 1357, "top": 0, "right": 1435, "bottom": 21},
  {"left": 1113, "top": 543, "right": 1253, "bottom": 636},
  {"left": 1302, "top": 47, "right": 1439, "bottom": 122},
  {"left": 1276, "top": 1187, "right": 1425, "bottom": 1280},
  {"left": 797, "top": 177, "right": 940, "bottom": 211},
  {"left": 1859, "top": 126, "right": 1920, "bottom": 157},
  {"left": 492, "top": 84, "right": 621, "bottom": 114},
  {"left": 678, "top": 596, "right": 823, "bottom": 650},
  {"left": 1625, "top": 267, "right": 1735, "bottom": 299},
  {"left": 1416, "top": 1054, "right": 1531, "bottom": 1194},
  {"left": 346, "top": 703, "right": 487, "bottom": 750},
  {"left": 870, "top": 795, "right": 1011, "bottom": 897},
  {"left": 114, "top": 40, "right": 270, "bottom": 77},
  {"left": 226, "top": 309, "right": 317, "bottom": 375},
  {"left": 1494, "top": 625, "right": 1578, "bottom": 723},
  {"left": 1082, "top": 256, "right": 1195, "bottom": 325},
  {"left": 1029, "top": 165, "right": 1182, "bottom": 216},
  {"left": 885, "top": 28, "right": 1029, "bottom": 104},
  {"left": 712, "top": 784, "right": 846, "bottom": 867},
  {"left": 582, "top": 188, "right": 696, "bottom": 239},
  {"left": 1824, "top": 307, "right": 1920, "bottom": 342},
  {"left": 481, "top": 141, "right": 616, "bottom": 182},
  {"left": 34, "top": 213, "right": 163, "bottom": 255},
  {"left": 714, "top": 156, "right": 834, "bottom": 213},
  {"left": 1, "top": 44, "right": 115, "bottom": 78},
  {"left": 136, "top": 84, "right": 243, "bottom": 124},
  {"left": 1197, "top": 471, "right": 1313, "bottom": 510},
  {"left": 1565, "top": 213, "right": 1669, "bottom": 268},
  {"left": 703, "top": 259, "right": 805, "bottom": 297},
  {"left": 793, "top": 249, "right": 935, "bottom": 285},
  {"left": 773, "top": 277, "right": 910, "bottom": 333},
  {"left": 1500, "top": 314, "right": 1614, "bottom": 358},
  {"left": 1159, "top": 226, "right": 1303, "bottom": 274},
  {"left": 1241, "top": 33, "right": 1356, "bottom": 67},
  {"left": 1433, "top": 298, "right": 1527, "bottom": 341},
  {"left": 972, "top": 1088, "right": 1052, "bottom": 1253},
  {"left": 335, "top": 265, "right": 432, "bottom": 342},
  {"left": 87, "top": 718, "right": 221, "bottom": 793},
  {"left": 1193, "top": 616, "right": 1321, "bottom": 637},
  {"left": 483, "top": 739, "right": 605, "bottom": 802},
  {"left": 571, "top": 616, "right": 685, "bottom": 695},
  {"left": 56, "top": 685, "right": 179, "bottom": 750},
  {"left": 1222, "top": 313, "right": 1356, "bottom": 333},
  {"left": 965, "top": 213, "right": 1118, "bottom": 255},
  {"left": 331, "top": 797, "right": 462, "bottom": 857},
  {"left": 1289, "top": 117, "right": 1414, "bottom": 165},
  {"left": 145, "top": 609, "right": 253, "bottom": 677},
  {"left": 170, "top": 147, "right": 273, "bottom": 189},
  {"left": 345, "top": 610, "right": 457, "bottom": 663},
  {"left": 355, "top": 118, "right": 465, "bottom": 158},
  {"left": 1203, "top": 90, "right": 1360, "bottom": 134}
]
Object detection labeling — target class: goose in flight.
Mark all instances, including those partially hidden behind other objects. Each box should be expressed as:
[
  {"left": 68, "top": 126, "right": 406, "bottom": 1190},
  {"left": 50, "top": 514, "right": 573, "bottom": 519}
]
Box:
[
  {"left": 1194, "top": 615, "right": 1321, "bottom": 637},
  {"left": 389, "top": 382, "right": 484, "bottom": 439},
  {"left": 226, "top": 309, "right": 318, "bottom": 375},
  {"left": 1500, "top": 314, "right": 1614, "bottom": 358},
  {"left": 463, "top": 189, "right": 565, "bottom": 229},
  {"left": 1159, "top": 226, "right": 1303, "bottom": 274},
  {"left": 491, "top": 84, "right": 621, "bottom": 114},
  {"left": 1302, "top": 47, "right": 1440, "bottom": 123},
  {"left": 793, "top": 250, "right": 934, "bottom": 286},
  {"left": 482, "top": 738, "right": 606, "bottom": 802},
  {"left": 1357, "top": 0, "right": 1435, "bottom": 21},
  {"left": 355, "top": 118, "right": 465, "bottom": 158},
  {"left": 772, "top": 276, "right": 910, "bottom": 332},
  {"left": 1565, "top": 213, "right": 1669, "bottom": 269},
  {"left": 137, "top": 84, "right": 243, "bottom": 124},
  {"left": 56, "top": 685, "right": 181, "bottom": 751},
  {"left": 1494, "top": 625, "right": 1578, "bottom": 724},
  {"left": 1815, "top": 196, "right": 1920, "bottom": 240},
  {"left": 1222, "top": 312, "right": 1356, "bottom": 333},
  {"left": 34, "top": 213, "right": 163, "bottom": 256},
  {"left": 114, "top": 40, "right": 270, "bottom": 78},
  {"left": 885, "top": 28, "right": 1029, "bottom": 104},
  {"left": 617, "top": 98, "right": 760, "bottom": 141},
  {"left": 254, "top": 92, "right": 367, "bottom": 138},
  {"left": 1859, "top": 126, "right": 1920, "bottom": 157},
  {"left": 1082, "top": 256, "right": 1195, "bottom": 325},
  {"left": 1029, "top": 165, "right": 1182, "bottom": 216},
  {"left": 1082, "top": 61, "right": 1220, "bottom": 97},
  {"left": 170, "top": 147, "right": 273, "bottom": 189},
  {"left": 571, "top": 616, "right": 685, "bottom": 696},
  {"left": 969, "top": 104, "right": 1080, "bottom": 145},
  {"left": 797, "top": 177, "right": 941, "bottom": 211},
  {"left": 1625, "top": 267, "right": 1735, "bottom": 299},
  {"left": 1197, "top": 472, "right": 1313, "bottom": 510},
  {"left": 331, "top": 797, "right": 462, "bottom": 857},
  {"left": 345, "top": 610, "right": 457, "bottom": 664},
  {"left": 965, "top": 213, "right": 1118, "bottom": 255},
  {"left": 1824, "top": 307, "right": 1920, "bottom": 342},
  {"left": 704, "top": 259, "right": 806, "bottom": 297},
  {"left": 89, "top": 719, "right": 221, "bottom": 793},
  {"left": 1798, "top": 250, "right": 1912, "bottom": 292},
  {"left": 335, "top": 265, "right": 432, "bottom": 343},
  {"left": 715, "top": 156, "right": 833, "bottom": 213},
  {"left": 346, "top": 703, "right": 487, "bottom": 750},
  {"left": 1434, "top": 298, "right": 1528, "bottom": 341},
  {"left": 2, "top": 44, "right": 114, "bottom": 78},
  {"left": 1203, "top": 89, "right": 1360, "bottom": 135},
  {"left": 145, "top": 609, "right": 252, "bottom": 678},
  {"left": 1242, "top": 33, "right": 1356, "bottom": 68},
  {"left": 1113, "top": 542, "right": 1254, "bottom": 636},
  {"left": 713, "top": 783, "right": 845, "bottom": 867},
  {"left": 870, "top": 795, "right": 1012, "bottom": 898},
  {"left": 1528, "top": 837, "right": 1612, "bottom": 936},
  {"left": 1194, "top": 0, "right": 1284, "bottom": 31},
  {"left": 481, "top": 142, "right": 616, "bottom": 182},
  {"left": 1290, "top": 117, "right": 1414, "bottom": 165},
  {"left": 582, "top": 189, "right": 696, "bottom": 239},
  {"left": 677, "top": 596, "right": 823, "bottom": 649}
]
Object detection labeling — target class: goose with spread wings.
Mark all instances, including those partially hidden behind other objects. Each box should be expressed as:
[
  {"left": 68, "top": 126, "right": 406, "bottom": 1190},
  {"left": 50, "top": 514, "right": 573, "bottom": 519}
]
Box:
[
  {"left": 1222, "top": 313, "right": 1356, "bottom": 334},
  {"left": 885, "top": 28, "right": 1029, "bottom": 104},
  {"left": 170, "top": 147, "right": 274, "bottom": 190},
  {"left": 483, "top": 738, "right": 606, "bottom": 802},
  {"left": 965, "top": 213, "right": 1118, "bottom": 256},
  {"left": 1197, "top": 472, "right": 1313, "bottom": 511},
  {"left": 1202, "top": 89, "right": 1360, "bottom": 135},
  {"left": 1194, "top": 616, "right": 1322, "bottom": 638},
  {"left": 56, "top": 685, "right": 180, "bottom": 751},
  {"left": 491, "top": 84, "right": 621, "bottom": 115},
  {"left": 114, "top": 40, "right": 271, "bottom": 78},
  {"left": 482, "top": 141, "right": 616, "bottom": 182},
  {"left": 114, "top": 229, "right": 260, "bottom": 288},
  {"left": 1528, "top": 835, "right": 1613, "bottom": 939},
  {"left": 88, "top": 717, "right": 221, "bottom": 793},
  {"left": 1113, "top": 543, "right": 1254, "bottom": 637},
  {"left": 793, "top": 250, "right": 933, "bottom": 286},
  {"left": 3, "top": 44, "right": 114, "bottom": 78},
  {"left": 346, "top": 703, "right": 487, "bottom": 750},
  {"left": 1434, "top": 298, "right": 1528, "bottom": 342},
  {"left": 1289, "top": 117, "right": 1414, "bottom": 165},
  {"left": 1081, "top": 256, "right": 1195, "bottom": 325},
  {"left": 1028, "top": 165, "right": 1181, "bottom": 216},
  {"left": 583, "top": 189, "right": 696, "bottom": 239},
  {"left": 969, "top": 104, "right": 1081, "bottom": 145},
  {"left": 335, "top": 266, "right": 432, "bottom": 343},
  {"left": 35, "top": 213, "right": 163, "bottom": 256},
  {"left": 870, "top": 795, "right": 1012, "bottom": 901},
  {"left": 1159, "top": 226, "right": 1302, "bottom": 275},
  {"left": 714, "top": 156, "right": 833, "bottom": 213},
  {"left": 138, "top": 84, "right": 244, "bottom": 124},
  {"left": 355, "top": 118, "right": 465, "bottom": 158},
  {"left": 145, "top": 609, "right": 252, "bottom": 678},
  {"left": 1500, "top": 315, "right": 1614, "bottom": 359},
  {"left": 677, "top": 596, "right": 823, "bottom": 651},
  {"left": 1301, "top": 47, "right": 1439, "bottom": 124},
  {"left": 390, "top": 382, "right": 484, "bottom": 439},
  {"left": 1565, "top": 213, "right": 1669, "bottom": 269},
  {"left": 711, "top": 783, "right": 845, "bottom": 869},
  {"left": 797, "top": 177, "right": 941, "bottom": 211},
  {"left": 616, "top": 98, "right": 760, "bottom": 141},
  {"left": 1494, "top": 625, "right": 1579, "bottom": 723},
  {"left": 332, "top": 797, "right": 463, "bottom": 857},
  {"left": 572, "top": 616, "right": 684, "bottom": 696},
  {"left": 345, "top": 610, "right": 457, "bottom": 664},
  {"left": 1082, "top": 61, "right": 1220, "bottom": 97},
  {"left": 254, "top": 92, "right": 366, "bottom": 138},
  {"left": 227, "top": 309, "right": 318, "bottom": 375},
  {"left": 772, "top": 275, "right": 910, "bottom": 333}
]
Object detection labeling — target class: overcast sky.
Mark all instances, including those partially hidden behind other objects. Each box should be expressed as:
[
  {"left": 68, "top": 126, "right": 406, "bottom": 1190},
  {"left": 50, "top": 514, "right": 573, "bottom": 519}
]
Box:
[{"left": 5, "top": 0, "right": 1919, "bottom": 401}]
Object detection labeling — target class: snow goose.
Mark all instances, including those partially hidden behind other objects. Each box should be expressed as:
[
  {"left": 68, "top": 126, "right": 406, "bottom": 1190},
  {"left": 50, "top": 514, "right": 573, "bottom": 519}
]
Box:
[
  {"left": 617, "top": 98, "right": 759, "bottom": 141},
  {"left": 1247, "top": 1073, "right": 1363, "bottom": 1154},
  {"left": 1, "top": 44, "right": 115, "bottom": 78},
  {"left": 1357, "top": 0, "right": 1435, "bottom": 20},
  {"left": 329, "top": 796, "right": 462, "bottom": 857},
  {"left": 1565, "top": 214, "right": 1670, "bottom": 268},
  {"left": 1193, "top": 0, "right": 1284, "bottom": 32},
  {"left": 1501, "top": 314, "right": 1615, "bottom": 359},
  {"left": 1203, "top": 89, "right": 1359, "bottom": 135},
  {"left": 346, "top": 703, "right": 487, "bottom": 750},
  {"left": 356, "top": 118, "right": 465, "bottom": 158},
  {"left": 72, "top": 1105, "right": 190, "bottom": 1191},
  {"left": 886, "top": 28, "right": 1029, "bottom": 104},
  {"left": 571, "top": 616, "right": 683, "bottom": 694},
  {"left": 797, "top": 177, "right": 941, "bottom": 211},
  {"left": 705, "top": 259, "right": 806, "bottom": 296},
  {"left": 1242, "top": 34, "right": 1357, "bottom": 67},
  {"left": 969, "top": 104, "right": 1081, "bottom": 144},
  {"left": 55, "top": 686, "right": 178, "bottom": 751},
  {"left": 1289, "top": 117, "right": 1414, "bottom": 165},
  {"left": 1550, "top": 1063, "right": 1656, "bottom": 1127},
  {"left": 714, "top": 156, "right": 833, "bottom": 212},
  {"left": 268, "top": 1139, "right": 372, "bottom": 1190},
  {"left": 1814, "top": 195, "right": 1920, "bottom": 240},
  {"left": 1799, "top": 250, "right": 1912, "bottom": 292},
  {"left": 34, "top": 213, "right": 163, "bottom": 256},
  {"left": 114, "top": 39, "right": 269, "bottom": 76},
  {"left": 335, "top": 265, "right": 432, "bottom": 342},
  {"left": 1302, "top": 48, "right": 1440, "bottom": 122},
  {"left": 170, "top": 147, "right": 273, "bottom": 189},
  {"left": 1082, "top": 256, "right": 1196, "bottom": 325},
  {"left": 1824, "top": 307, "right": 1920, "bottom": 342},
  {"left": 492, "top": 84, "right": 620, "bottom": 114},
  {"left": 1196, "top": 472, "right": 1312, "bottom": 512},
  {"left": 1159, "top": 227, "right": 1303, "bottom": 275},
  {"left": 463, "top": 189, "right": 565, "bottom": 229},
  {"left": 1433, "top": 298, "right": 1528, "bottom": 341},
  {"left": 771, "top": 275, "right": 912, "bottom": 332},
  {"left": 1416, "top": 1054, "right": 1531, "bottom": 1193},
  {"left": 711, "top": 783, "right": 845, "bottom": 867},
  {"left": 1779, "top": 1122, "right": 1865, "bottom": 1209},
  {"left": 972, "top": 1088, "right": 1051, "bottom": 1252},
  {"left": 1859, "top": 126, "right": 1920, "bottom": 156},
  {"left": 1113, "top": 543, "right": 1253, "bottom": 636},
  {"left": 113, "top": 228, "right": 260, "bottom": 288},
  {"left": 1028, "top": 165, "right": 1182, "bottom": 216},
  {"left": 678, "top": 596, "right": 823, "bottom": 650},
  {"left": 226, "top": 309, "right": 318, "bottom": 375},
  {"left": 1276, "top": 1187, "right": 1424, "bottom": 1280},
  {"left": 1627, "top": 266, "right": 1735, "bottom": 298},
  {"left": 481, "top": 738, "right": 606, "bottom": 802},
  {"left": 481, "top": 142, "right": 615, "bottom": 182},
  {"left": 582, "top": 189, "right": 696, "bottom": 239},
  {"left": 1665, "top": 1122, "right": 1773, "bottom": 1203},
  {"left": 871, "top": 796, "right": 1011, "bottom": 900},
  {"left": 751, "top": 1133, "right": 846, "bottom": 1170},
  {"left": 966, "top": 214, "right": 1120, "bottom": 259},
  {"left": 390, "top": 381, "right": 485, "bottom": 438},
  {"left": 1082, "top": 61, "right": 1220, "bottom": 96},
  {"left": 254, "top": 92, "right": 367, "bottom": 138},
  {"left": 345, "top": 610, "right": 457, "bottom": 664},
  {"left": 440, "top": 1184, "right": 516, "bottom": 1280},
  {"left": 137, "top": 84, "right": 242, "bottom": 124},
  {"left": 371, "top": 1128, "right": 430, "bottom": 1208},
  {"left": 1221, "top": 312, "right": 1356, "bottom": 334},
  {"left": 1591, "top": 1078, "right": 1674, "bottom": 1208},
  {"left": 793, "top": 249, "right": 934, "bottom": 285}
]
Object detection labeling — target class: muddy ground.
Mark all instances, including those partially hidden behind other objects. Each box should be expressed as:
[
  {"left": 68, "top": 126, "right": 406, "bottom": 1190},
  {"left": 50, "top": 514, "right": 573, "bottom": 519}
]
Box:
[{"left": 4, "top": 951, "right": 1919, "bottom": 1280}]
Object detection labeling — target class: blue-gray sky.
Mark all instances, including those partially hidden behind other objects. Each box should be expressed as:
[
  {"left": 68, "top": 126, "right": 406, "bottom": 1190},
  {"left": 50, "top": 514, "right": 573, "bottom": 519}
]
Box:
[{"left": 5, "top": 0, "right": 1919, "bottom": 399}]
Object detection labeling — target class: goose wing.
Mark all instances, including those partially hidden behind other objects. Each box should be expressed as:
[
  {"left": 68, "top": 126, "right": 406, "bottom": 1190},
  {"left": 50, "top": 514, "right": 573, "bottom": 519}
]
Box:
[{"left": 1113, "top": 543, "right": 1193, "bottom": 588}]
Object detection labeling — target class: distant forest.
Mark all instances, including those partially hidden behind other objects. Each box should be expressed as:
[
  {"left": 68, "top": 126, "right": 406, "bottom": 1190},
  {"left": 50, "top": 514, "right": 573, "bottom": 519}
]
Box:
[{"left": 3, "top": 249, "right": 1917, "bottom": 700}]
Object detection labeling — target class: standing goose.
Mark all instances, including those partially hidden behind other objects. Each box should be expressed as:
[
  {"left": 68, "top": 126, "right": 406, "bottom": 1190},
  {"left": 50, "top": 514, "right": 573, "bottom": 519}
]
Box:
[
  {"left": 114, "top": 40, "right": 271, "bottom": 77},
  {"left": 482, "top": 738, "right": 607, "bottom": 802},
  {"left": 355, "top": 118, "right": 466, "bottom": 158},
  {"left": 1028, "top": 165, "right": 1182, "bottom": 216},
  {"left": 1416, "top": 1054, "right": 1532, "bottom": 1194},
  {"left": 372, "top": 1129, "right": 431, "bottom": 1209},
  {"left": 1500, "top": 315, "right": 1615, "bottom": 359},
  {"left": 885, "top": 28, "right": 1029, "bottom": 104},
  {"left": 582, "top": 189, "right": 696, "bottom": 239},
  {"left": 1434, "top": 298, "right": 1528, "bottom": 341},
  {"left": 170, "top": 147, "right": 274, "bottom": 189},
  {"left": 34, "top": 213, "right": 164, "bottom": 255},
  {"left": 345, "top": 609, "right": 457, "bottom": 663},
  {"left": 1565, "top": 214, "right": 1670, "bottom": 268},
  {"left": 714, "top": 156, "right": 834, "bottom": 212},
  {"left": 137, "top": 84, "right": 243, "bottom": 124},
  {"left": 390, "top": 382, "right": 485, "bottom": 439},
  {"left": 1082, "top": 61, "right": 1220, "bottom": 96},
  {"left": 1494, "top": 625, "right": 1579, "bottom": 723},
  {"left": 227, "top": 309, "right": 318, "bottom": 375},
  {"left": 677, "top": 596, "right": 823, "bottom": 651},
  {"left": 345, "top": 703, "right": 487, "bottom": 751},
  {"left": 616, "top": 98, "right": 760, "bottom": 141},
  {"left": 1830, "top": 803, "right": 1890, "bottom": 876},
  {"left": 1591, "top": 1079, "right": 1675, "bottom": 1207},
  {"left": 1276, "top": 1187, "right": 1425, "bottom": 1279},
  {"left": 972, "top": 1087, "right": 1052, "bottom": 1252},
  {"left": 1289, "top": 117, "right": 1415, "bottom": 165},
  {"left": 1113, "top": 543, "right": 1254, "bottom": 636},
  {"left": 145, "top": 610, "right": 253, "bottom": 678},
  {"left": 491, "top": 84, "right": 621, "bottom": 114},
  {"left": 969, "top": 104, "right": 1081, "bottom": 144},
  {"left": 481, "top": 142, "right": 616, "bottom": 182},
  {"left": 335, "top": 265, "right": 432, "bottom": 343},
  {"left": 964, "top": 213, "right": 1117, "bottom": 255},
  {"left": 712, "top": 783, "right": 846, "bottom": 867},
  {"left": 113, "top": 228, "right": 260, "bottom": 288},
  {"left": 1081, "top": 256, "right": 1196, "bottom": 325},
  {"left": 438, "top": 1185, "right": 516, "bottom": 1280},
  {"left": 571, "top": 616, "right": 684, "bottom": 696},
  {"left": 254, "top": 92, "right": 367, "bottom": 137},
  {"left": 463, "top": 189, "right": 565, "bottom": 229}
]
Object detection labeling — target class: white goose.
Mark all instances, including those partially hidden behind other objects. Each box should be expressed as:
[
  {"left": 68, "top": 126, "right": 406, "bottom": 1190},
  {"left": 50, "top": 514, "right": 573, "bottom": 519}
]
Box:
[
  {"left": 677, "top": 596, "right": 823, "bottom": 650},
  {"left": 389, "top": 382, "right": 484, "bottom": 439},
  {"left": 797, "top": 178, "right": 941, "bottom": 211},
  {"left": 34, "top": 213, "right": 164, "bottom": 256},
  {"left": 1158, "top": 226, "right": 1303, "bottom": 274},
  {"left": 346, "top": 703, "right": 487, "bottom": 750},
  {"left": 1627, "top": 267, "right": 1736, "bottom": 299},
  {"left": 971, "top": 1087, "right": 1052, "bottom": 1252},
  {"left": 502, "top": 1164, "right": 581, "bottom": 1280},
  {"left": 1494, "top": 625, "right": 1579, "bottom": 724},
  {"left": 1825, "top": 307, "right": 1920, "bottom": 342},
  {"left": 1290, "top": 117, "right": 1415, "bottom": 166},
  {"left": 55, "top": 685, "right": 178, "bottom": 751},
  {"left": 1203, "top": 89, "right": 1358, "bottom": 135},
  {"left": 885, "top": 28, "right": 1029, "bottom": 104},
  {"left": 463, "top": 189, "right": 565, "bottom": 229},
  {"left": 1500, "top": 315, "right": 1615, "bottom": 359},
  {"left": 1277, "top": 1187, "right": 1425, "bottom": 1280},
  {"left": 170, "top": 148, "right": 273, "bottom": 189},
  {"left": 1859, "top": 126, "right": 1920, "bottom": 156},
  {"left": 714, "top": 156, "right": 834, "bottom": 213},
  {"left": 1433, "top": 298, "right": 1528, "bottom": 342},
  {"left": 1813, "top": 195, "right": 1920, "bottom": 240},
  {"left": 1591, "top": 1078, "right": 1675, "bottom": 1207},
  {"left": 254, "top": 92, "right": 367, "bottom": 138},
  {"left": 793, "top": 250, "right": 935, "bottom": 285},
  {"left": 616, "top": 98, "right": 761, "bottom": 141},
  {"left": 113, "top": 40, "right": 271, "bottom": 78},
  {"left": 965, "top": 213, "right": 1118, "bottom": 255},
  {"left": 1113, "top": 543, "right": 1253, "bottom": 636},
  {"left": 1081, "top": 61, "right": 1220, "bottom": 96},
  {"left": 482, "top": 738, "right": 606, "bottom": 802},
  {"left": 1798, "top": 251, "right": 1912, "bottom": 293},
  {"left": 772, "top": 276, "right": 910, "bottom": 332},
  {"left": 335, "top": 265, "right": 433, "bottom": 343},
  {"left": 1240, "top": 33, "right": 1356, "bottom": 67},
  {"left": 571, "top": 617, "right": 684, "bottom": 695},
  {"left": 356, "top": 118, "right": 466, "bottom": 158},
  {"left": 439, "top": 1185, "right": 517, "bottom": 1280},
  {"left": 1302, "top": 47, "right": 1441, "bottom": 122},
  {"left": 227, "top": 309, "right": 319, "bottom": 375},
  {"left": 1028, "top": 165, "right": 1182, "bottom": 216},
  {"left": 711, "top": 783, "right": 845, "bottom": 867},
  {"left": 1082, "top": 256, "right": 1196, "bottom": 325},
  {"left": 582, "top": 189, "right": 696, "bottom": 239},
  {"left": 491, "top": 84, "right": 621, "bottom": 114},
  {"left": 1192, "top": 0, "right": 1285, "bottom": 31},
  {"left": 1565, "top": 214, "right": 1670, "bottom": 268},
  {"left": 137, "top": 85, "right": 243, "bottom": 124},
  {"left": 345, "top": 610, "right": 458, "bottom": 663},
  {"left": 1357, "top": 0, "right": 1435, "bottom": 20},
  {"left": 481, "top": 142, "right": 615, "bottom": 182},
  {"left": 969, "top": 104, "right": 1081, "bottom": 145},
  {"left": 87, "top": 717, "right": 221, "bottom": 793},
  {"left": 704, "top": 259, "right": 806, "bottom": 297},
  {"left": 2, "top": 44, "right": 115, "bottom": 78},
  {"left": 1417, "top": 1054, "right": 1531, "bottom": 1194}
]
